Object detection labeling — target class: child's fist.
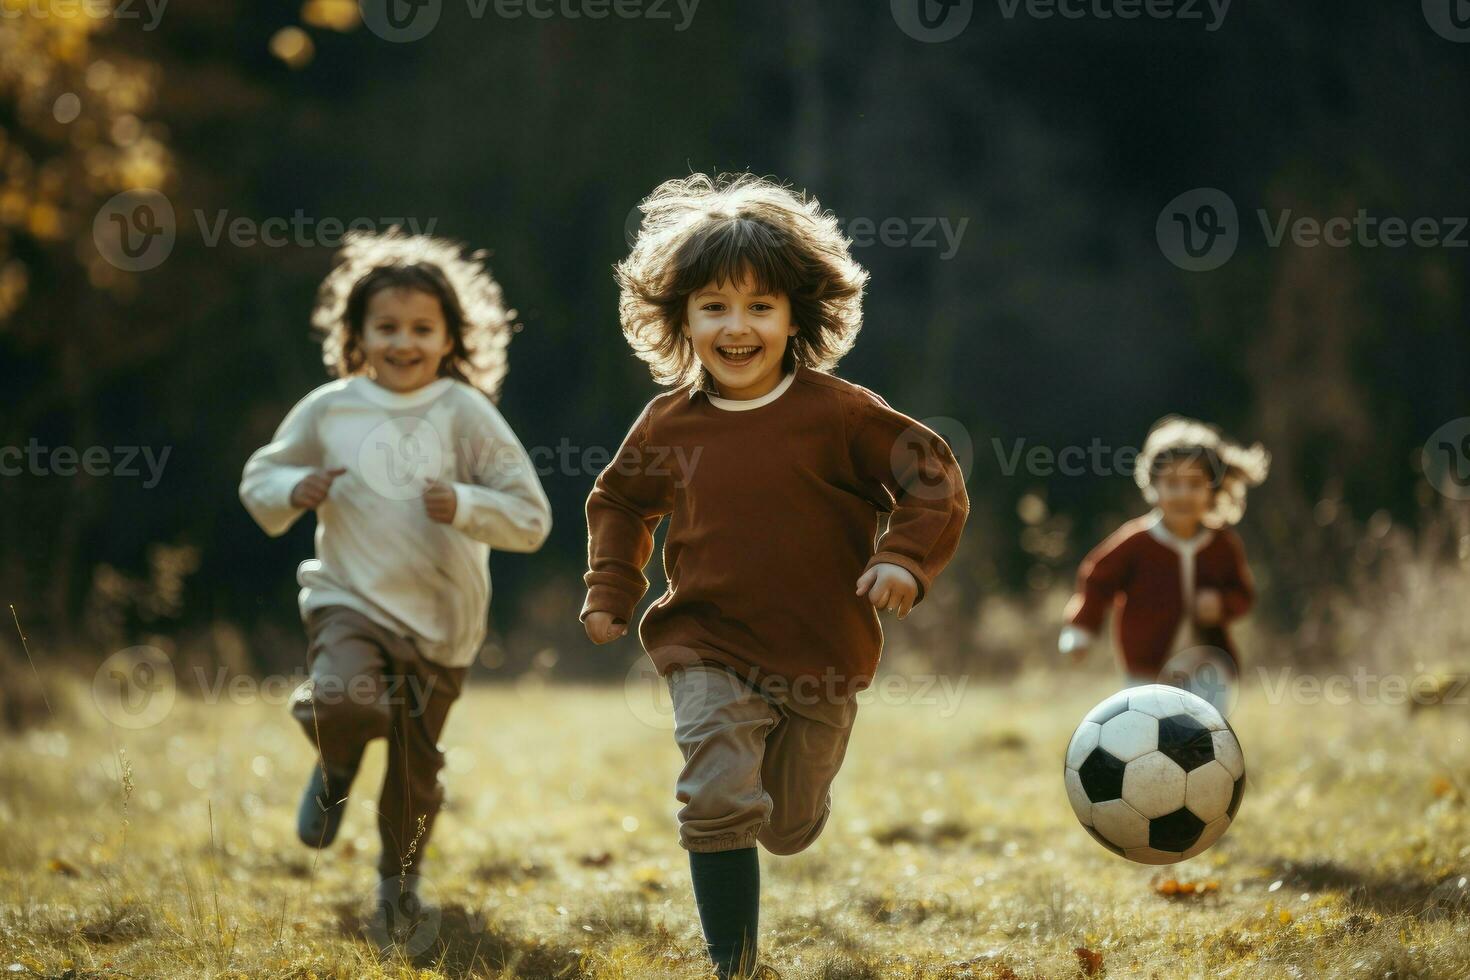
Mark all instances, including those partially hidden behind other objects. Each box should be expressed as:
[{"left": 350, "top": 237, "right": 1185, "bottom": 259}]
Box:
[
  {"left": 1195, "top": 588, "right": 1223, "bottom": 626},
  {"left": 584, "top": 611, "right": 627, "bottom": 644},
  {"left": 1058, "top": 626, "right": 1091, "bottom": 664},
  {"left": 423, "top": 481, "right": 457, "bottom": 524},
  {"left": 290, "top": 467, "right": 346, "bottom": 509},
  {"left": 856, "top": 562, "right": 919, "bottom": 619}
]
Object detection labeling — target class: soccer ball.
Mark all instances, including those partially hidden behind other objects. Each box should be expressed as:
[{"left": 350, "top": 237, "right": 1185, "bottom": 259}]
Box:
[{"left": 1064, "top": 684, "right": 1245, "bottom": 864}]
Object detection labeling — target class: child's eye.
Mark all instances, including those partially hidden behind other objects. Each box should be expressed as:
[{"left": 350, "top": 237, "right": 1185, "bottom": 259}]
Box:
[
  {"left": 750, "top": 304, "right": 772, "bottom": 313},
  {"left": 701, "top": 303, "right": 726, "bottom": 313}
]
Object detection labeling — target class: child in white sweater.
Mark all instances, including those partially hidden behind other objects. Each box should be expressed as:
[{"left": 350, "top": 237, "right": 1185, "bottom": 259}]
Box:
[{"left": 239, "top": 230, "right": 551, "bottom": 914}]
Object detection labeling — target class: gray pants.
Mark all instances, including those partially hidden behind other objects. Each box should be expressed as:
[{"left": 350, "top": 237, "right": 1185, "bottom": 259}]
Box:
[{"left": 667, "top": 664, "right": 858, "bottom": 854}]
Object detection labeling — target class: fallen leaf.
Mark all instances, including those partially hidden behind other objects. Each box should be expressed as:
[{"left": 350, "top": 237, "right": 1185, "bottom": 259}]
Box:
[{"left": 47, "top": 857, "right": 80, "bottom": 877}]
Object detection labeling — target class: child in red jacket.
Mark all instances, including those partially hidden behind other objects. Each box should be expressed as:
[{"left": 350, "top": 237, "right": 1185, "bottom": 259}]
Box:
[{"left": 1060, "top": 416, "right": 1269, "bottom": 709}]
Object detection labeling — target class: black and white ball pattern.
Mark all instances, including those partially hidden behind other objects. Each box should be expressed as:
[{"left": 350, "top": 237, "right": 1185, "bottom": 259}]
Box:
[{"left": 1064, "top": 684, "right": 1245, "bottom": 864}]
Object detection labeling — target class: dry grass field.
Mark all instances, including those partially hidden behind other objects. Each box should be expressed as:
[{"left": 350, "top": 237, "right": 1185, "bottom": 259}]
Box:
[{"left": 2, "top": 665, "right": 1468, "bottom": 979}]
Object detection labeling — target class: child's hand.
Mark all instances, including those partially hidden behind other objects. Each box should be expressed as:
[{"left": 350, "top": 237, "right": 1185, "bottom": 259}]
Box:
[
  {"left": 856, "top": 562, "right": 919, "bottom": 618},
  {"left": 1058, "top": 626, "right": 1091, "bottom": 664},
  {"left": 290, "top": 467, "right": 346, "bottom": 509},
  {"left": 584, "top": 611, "right": 628, "bottom": 644},
  {"left": 423, "top": 481, "right": 457, "bottom": 524},
  {"left": 1195, "top": 588, "right": 1223, "bottom": 626}
]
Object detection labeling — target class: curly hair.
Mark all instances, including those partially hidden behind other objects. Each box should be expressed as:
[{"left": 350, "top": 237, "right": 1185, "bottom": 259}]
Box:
[
  {"left": 614, "top": 173, "right": 869, "bottom": 387},
  {"left": 311, "top": 228, "right": 516, "bottom": 400},
  {"left": 1134, "top": 415, "right": 1271, "bottom": 527}
]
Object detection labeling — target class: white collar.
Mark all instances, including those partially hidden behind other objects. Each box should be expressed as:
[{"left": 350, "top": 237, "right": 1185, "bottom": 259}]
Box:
[
  {"left": 1145, "top": 509, "right": 1214, "bottom": 552},
  {"left": 705, "top": 371, "right": 797, "bottom": 412},
  {"left": 351, "top": 375, "right": 455, "bottom": 408}
]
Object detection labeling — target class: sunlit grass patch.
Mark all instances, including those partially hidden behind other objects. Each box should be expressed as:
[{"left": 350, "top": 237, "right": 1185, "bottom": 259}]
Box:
[{"left": 0, "top": 670, "right": 1466, "bottom": 977}]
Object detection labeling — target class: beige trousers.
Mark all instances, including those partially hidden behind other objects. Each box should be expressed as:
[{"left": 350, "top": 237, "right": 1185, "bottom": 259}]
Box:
[{"left": 667, "top": 663, "right": 858, "bottom": 854}]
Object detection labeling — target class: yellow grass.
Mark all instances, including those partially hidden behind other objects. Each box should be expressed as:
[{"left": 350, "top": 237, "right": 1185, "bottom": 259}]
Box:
[{"left": 2, "top": 667, "right": 1468, "bottom": 978}]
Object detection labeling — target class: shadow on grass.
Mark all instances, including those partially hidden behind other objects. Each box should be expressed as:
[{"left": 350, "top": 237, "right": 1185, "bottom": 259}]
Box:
[
  {"left": 1262, "top": 858, "right": 1468, "bottom": 918},
  {"left": 333, "top": 900, "right": 585, "bottom": 978}
]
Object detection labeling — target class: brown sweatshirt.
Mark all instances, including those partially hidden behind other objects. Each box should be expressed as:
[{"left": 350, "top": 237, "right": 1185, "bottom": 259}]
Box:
[{"left": 581, "top": 366, "right": 969, "bottom": 693}]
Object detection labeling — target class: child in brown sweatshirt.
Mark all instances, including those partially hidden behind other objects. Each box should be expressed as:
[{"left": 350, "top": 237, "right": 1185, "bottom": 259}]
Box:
[
  {"left": 581, "top": 173, "right": 969, "bottom": 978},
  {"left": 1060, "top": 416, "right": 1269, "bottom": 709}
]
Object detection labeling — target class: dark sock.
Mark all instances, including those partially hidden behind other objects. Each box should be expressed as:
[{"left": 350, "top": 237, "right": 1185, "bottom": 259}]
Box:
[{"left": 689, "top": 847, "right": 760, "bottom": 978}]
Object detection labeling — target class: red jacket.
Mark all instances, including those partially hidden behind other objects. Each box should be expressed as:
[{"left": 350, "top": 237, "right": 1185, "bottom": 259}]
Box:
[{"left": 1064, "top": 513, "right": 1254, "bottom": 677}]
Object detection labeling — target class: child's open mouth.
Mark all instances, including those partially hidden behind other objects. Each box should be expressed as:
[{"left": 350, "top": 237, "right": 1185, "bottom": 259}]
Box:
[{"left": 716, "top": 345, "right": 761, "bottom": 366}]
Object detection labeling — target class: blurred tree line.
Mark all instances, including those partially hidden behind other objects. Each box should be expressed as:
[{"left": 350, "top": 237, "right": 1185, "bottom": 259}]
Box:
[{"left": 1, "top": 0, "right": 1466, "bottom": 675}]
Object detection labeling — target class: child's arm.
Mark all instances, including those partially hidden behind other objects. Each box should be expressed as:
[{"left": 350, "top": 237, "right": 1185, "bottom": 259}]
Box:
[
  {"left": 1060, "top": 527, "right": 1134, "bottom": 658},
  {"left": 1210, "top": 529, "right": 1255, "bottom": 623},
  {"left": 433, "top": 396, "right": 552, "bottom": 552},
  {"left": 239, "top": 396, "right": 326, "bottom": 537},
  {"left": 581, "top": 405, "right": 675, "bottom": 641},
  {"left": 848, "top": 397, "right": 970, "bottom": 614}
]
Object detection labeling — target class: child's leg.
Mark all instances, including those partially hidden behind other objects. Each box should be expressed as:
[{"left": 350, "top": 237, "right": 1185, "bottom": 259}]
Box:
[
  {"left": 289, "top": 606, "right": 394, "bottom": 848},
  {"left": 756, "top": 695, "right": 857, "bottom": 856},
  {"left": 668, "top": 664, "right": 779, "bottom": 978},
  {"left": 290, "top": 606, "right": 392, "bottom": 771},
  {"left": 374, "top": 649, "right": 467, "bottom": 884}
]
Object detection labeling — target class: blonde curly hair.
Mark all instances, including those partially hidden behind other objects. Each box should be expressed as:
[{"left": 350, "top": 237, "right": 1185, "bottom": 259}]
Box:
[
  {"left": 1135, "top": 415, "right": 1271, "bottom": 527},
  {"left": 311, "top": 228, "right": 516, "bottom": 400},
  {"left": 614, "top": 173, "right": 869, "bottom": 387}
]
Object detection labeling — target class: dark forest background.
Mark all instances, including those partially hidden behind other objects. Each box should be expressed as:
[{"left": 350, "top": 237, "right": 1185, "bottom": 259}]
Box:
[{"left": 2, "top": 0, "right": 1468, "bottom": 681}]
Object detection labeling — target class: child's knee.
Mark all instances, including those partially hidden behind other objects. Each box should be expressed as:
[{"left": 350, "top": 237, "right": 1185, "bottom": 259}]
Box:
[
  {"left": 757, "top": 800, "right": 831, "bottom": 855},
  {"left": 290, "top": 676, "right": 390, "bottom": 742},
  {"left": 675, "top": 766, "right": 772, "bottom": 852}
]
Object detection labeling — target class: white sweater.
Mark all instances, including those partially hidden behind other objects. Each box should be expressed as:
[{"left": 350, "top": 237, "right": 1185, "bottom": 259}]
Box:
[{"left": 239, "top": 376, "right": 552, "bottom": 667}]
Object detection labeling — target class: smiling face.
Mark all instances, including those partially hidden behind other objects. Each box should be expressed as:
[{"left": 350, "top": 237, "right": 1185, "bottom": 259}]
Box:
[
  {"left": 683, "top": 272, "right": 798, "bottom": 400},
  {"left": 1153, "top": 456, "right": 1214, "bottom": 535},
  {"left": 358, "top": 286, "right": 456, "bottom": 393}
]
